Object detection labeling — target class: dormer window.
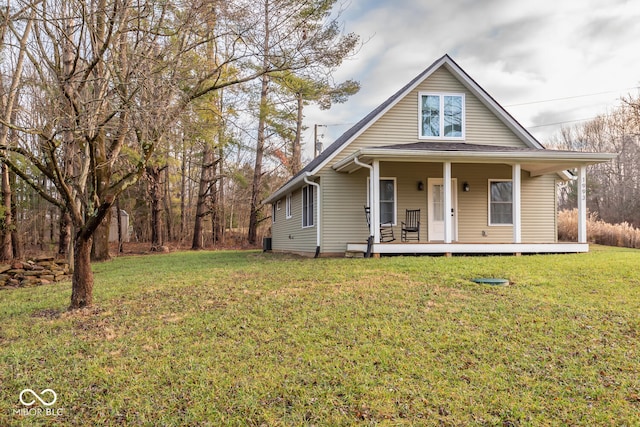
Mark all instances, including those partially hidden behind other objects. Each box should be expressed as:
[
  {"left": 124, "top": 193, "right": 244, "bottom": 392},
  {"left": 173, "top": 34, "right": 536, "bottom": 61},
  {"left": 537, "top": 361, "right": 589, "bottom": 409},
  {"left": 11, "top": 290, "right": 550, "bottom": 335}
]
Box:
[{"left": 419, "top": 93, "right": 464, "bottom": 139}]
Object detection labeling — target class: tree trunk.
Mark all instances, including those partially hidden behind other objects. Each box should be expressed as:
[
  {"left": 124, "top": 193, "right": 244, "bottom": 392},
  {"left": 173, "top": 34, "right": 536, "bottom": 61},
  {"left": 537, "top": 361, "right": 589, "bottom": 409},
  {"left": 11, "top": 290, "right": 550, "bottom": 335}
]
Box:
[
  {"left": 164, "top": 162, "right": 173, "bottom": 241},
  {"left": 291, "top": 91, "right": 303, "bottom": 174},
  {"left": 89, "top": 0, "right": 111, "bottom": 261},
  {"left": 10, "top": 172, "right": 22, "bottom": 260},
  {"left": 145, "top": 166, "right": 164, "bottom": 249},
  {"left": 70, "top": 234, "right": 94, "bottom": 309},
  {"left": 91, "top": 216, "right": 111, "bottom": 261},
  {"left": 192, "top": 144, "right": 214, "bottom": 249},
  {"left": 59, "top": 209, "right": 72, "bottom": 256},
  {"left": 0, "top": 164, "right": 13, "bottom": 261},
  {"left": 180, "top": 140, "right": 187, "bottom": 243},
  {"left": 248, "top": 0, "right": 271, "bottom": 245},
  {"left": 213, "top": 146, "right": 224, "bottom": 244},
  {"left": 116, "top": 199, "right": 123, "bottom": 254}
]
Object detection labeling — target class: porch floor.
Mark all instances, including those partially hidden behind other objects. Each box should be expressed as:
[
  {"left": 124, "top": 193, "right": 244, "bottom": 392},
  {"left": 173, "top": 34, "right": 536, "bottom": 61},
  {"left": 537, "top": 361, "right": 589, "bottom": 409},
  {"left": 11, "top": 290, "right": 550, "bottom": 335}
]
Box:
[{"left": 346, "top": 241, "right": 589, "bottom": 255}]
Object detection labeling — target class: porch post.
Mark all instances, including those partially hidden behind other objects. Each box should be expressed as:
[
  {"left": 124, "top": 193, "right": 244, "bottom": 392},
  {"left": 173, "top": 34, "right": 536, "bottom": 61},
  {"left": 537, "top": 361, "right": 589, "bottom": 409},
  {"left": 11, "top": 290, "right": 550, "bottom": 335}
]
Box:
[
  {"left": 578, "top": 165, "right": 587, "bottom": 243},
  {"left": 443, "top": 161, "right": 452, "bottom": 244},
  {"left": 512, "top": 163, "right": 522, "bottom": 243},
  {"left": 372, "top": 160, "right": 381, "bottom": 244}
]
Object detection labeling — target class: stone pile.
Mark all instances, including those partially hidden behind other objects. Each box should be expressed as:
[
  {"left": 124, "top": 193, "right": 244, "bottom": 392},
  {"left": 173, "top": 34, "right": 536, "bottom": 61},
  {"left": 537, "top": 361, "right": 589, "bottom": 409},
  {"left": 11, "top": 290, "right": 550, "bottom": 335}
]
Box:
[{"left": 0, "top": 256, "right": 70, "bottom": 288}]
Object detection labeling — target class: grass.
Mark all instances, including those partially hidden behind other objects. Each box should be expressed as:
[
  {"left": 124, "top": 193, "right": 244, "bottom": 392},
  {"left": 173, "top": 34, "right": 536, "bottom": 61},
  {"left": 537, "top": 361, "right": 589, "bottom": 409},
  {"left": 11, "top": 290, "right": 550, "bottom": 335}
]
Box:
[{"left": 1, "top": 246, "right": 639, "bottom": 426}]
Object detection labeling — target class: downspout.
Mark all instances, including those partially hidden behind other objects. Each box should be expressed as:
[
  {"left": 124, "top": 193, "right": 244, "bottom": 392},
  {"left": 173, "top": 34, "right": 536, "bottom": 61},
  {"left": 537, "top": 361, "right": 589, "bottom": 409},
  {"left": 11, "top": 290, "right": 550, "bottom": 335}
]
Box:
[
  {"left": 303, "top": 174, "right": 321, "bottom": 258},
  {"left": 354, "top": 157, "right": 374, "bottom": 258}
]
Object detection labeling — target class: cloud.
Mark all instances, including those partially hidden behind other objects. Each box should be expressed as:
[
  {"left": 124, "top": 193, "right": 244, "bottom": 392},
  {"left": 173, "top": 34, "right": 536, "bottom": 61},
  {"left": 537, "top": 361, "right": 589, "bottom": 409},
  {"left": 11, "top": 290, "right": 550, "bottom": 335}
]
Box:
[{"left": 302, "top": 0, "right": 640, "bottom": 159}]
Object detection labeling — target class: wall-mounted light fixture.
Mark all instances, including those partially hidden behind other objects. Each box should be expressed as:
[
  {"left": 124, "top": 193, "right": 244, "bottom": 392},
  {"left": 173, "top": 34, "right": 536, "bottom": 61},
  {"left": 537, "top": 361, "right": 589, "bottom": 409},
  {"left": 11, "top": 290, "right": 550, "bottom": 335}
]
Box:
[
  {"left": 417, "top": 181, "right": 424, "bottom": 191},
  {"left": 463, "top": 182, "right": 470, "bottom": 192}
]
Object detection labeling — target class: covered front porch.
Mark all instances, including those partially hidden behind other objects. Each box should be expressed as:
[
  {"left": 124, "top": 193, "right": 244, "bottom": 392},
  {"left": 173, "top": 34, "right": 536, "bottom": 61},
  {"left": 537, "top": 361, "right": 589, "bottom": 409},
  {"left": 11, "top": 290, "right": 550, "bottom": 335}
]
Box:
[
  {"left": 346, "top": 242, "right": 589, "bottom": 256},
  {"left": 334, "top": 142, "right": 614, "bottom": 256}
]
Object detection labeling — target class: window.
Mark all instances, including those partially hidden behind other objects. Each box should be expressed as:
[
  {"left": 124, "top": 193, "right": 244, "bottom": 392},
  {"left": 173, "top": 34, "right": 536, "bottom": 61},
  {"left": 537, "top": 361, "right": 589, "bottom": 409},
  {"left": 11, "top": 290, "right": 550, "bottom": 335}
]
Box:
[
  {"left": 432, "top": 184, "right": 444, "bottom": 222},
  {"left": 302, "top": 185, "right": 314, "bottom": 227},
  {"left": 367, "top": 178, "right": 397, "bottom": 225},
  {"left": 380, "top": 179, "right": 396, "bottom": 225},
  {"left": 272, "top": 203, "right": 276, "bottom": 223},
  {"left": 489, "top": 180, "right": 512, "bottom": 225},
  {"left": 419, "top": 93, "right": 464, "bottom": 139},
  {"left": 285, "top": 194, "right": 292, "bottom": 219}
]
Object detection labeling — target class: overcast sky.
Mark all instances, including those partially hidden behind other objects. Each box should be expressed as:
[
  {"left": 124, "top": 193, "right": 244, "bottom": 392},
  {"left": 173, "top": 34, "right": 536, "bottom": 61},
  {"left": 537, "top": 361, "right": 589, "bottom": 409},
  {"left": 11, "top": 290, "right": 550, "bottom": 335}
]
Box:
[{"left": 302, "top": 0, "right": 640, "bottom": 159}]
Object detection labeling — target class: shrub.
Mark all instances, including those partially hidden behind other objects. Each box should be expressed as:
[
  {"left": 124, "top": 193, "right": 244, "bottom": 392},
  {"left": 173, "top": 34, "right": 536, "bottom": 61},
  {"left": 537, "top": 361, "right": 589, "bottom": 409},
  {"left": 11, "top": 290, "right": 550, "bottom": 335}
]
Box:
[{"left": 558, "top": 208, "right": 640, "bottom": 248}]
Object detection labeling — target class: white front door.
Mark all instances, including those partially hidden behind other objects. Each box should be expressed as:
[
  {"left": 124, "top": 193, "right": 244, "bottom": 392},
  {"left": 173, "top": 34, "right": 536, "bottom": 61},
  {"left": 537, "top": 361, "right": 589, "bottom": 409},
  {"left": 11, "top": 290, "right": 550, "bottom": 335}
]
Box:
[{"left": 428, "top": 178, "right": 457, "bottom": 241}]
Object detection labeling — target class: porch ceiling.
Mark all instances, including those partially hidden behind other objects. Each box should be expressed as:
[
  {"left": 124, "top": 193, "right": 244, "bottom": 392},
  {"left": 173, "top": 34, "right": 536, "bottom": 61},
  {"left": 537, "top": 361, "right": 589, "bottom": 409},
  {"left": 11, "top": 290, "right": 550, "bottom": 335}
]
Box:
[{"left": 333, "top": 142, "right": 617, "bottom": 178}]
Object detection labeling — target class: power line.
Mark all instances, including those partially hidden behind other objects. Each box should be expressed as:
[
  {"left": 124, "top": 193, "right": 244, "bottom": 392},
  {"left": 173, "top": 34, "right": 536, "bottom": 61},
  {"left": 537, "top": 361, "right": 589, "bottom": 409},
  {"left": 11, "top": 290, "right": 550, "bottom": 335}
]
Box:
[
  {"left": 505, "top": 87, "right": 640, "bottom": 107},
  {"left": 322, "top": 122, "right": 355, "bottom": 127},
  {"left": 528, "top": 117, "right": 595, "bottom": 129}
]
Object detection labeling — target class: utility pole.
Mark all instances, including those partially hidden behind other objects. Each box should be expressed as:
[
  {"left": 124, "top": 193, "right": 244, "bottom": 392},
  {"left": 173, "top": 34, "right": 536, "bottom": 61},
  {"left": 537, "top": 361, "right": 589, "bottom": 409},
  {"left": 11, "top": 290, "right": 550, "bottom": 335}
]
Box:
[{"left": 314, "top": 124, "right": 326, "bottom": 158}]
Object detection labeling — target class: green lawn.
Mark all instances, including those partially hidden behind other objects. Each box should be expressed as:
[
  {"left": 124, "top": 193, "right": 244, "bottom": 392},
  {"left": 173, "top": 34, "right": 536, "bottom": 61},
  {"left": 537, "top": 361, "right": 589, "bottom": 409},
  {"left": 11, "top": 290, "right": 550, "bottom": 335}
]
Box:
[{"left": 1, "top": 246, "right": 639, "bottom": 426}]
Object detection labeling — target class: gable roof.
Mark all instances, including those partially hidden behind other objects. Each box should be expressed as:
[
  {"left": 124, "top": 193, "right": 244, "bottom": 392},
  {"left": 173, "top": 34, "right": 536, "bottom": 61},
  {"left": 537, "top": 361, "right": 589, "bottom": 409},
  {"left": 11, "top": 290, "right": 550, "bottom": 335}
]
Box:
[{"left": 264, "top": 54, "right": 548, "bottom": 204}]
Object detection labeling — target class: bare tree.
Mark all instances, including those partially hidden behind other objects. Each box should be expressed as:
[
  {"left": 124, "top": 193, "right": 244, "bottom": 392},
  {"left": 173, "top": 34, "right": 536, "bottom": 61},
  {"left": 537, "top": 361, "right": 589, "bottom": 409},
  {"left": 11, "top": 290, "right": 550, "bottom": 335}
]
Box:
[
  {"left": 553, "top": 94, "right": 640, "bottom": 227},
  {"left": 1, "top": 0, "right": 317, "bottom": 309},
  {"left": 0, "top": 7, "right": 33, "bottom": 260}
]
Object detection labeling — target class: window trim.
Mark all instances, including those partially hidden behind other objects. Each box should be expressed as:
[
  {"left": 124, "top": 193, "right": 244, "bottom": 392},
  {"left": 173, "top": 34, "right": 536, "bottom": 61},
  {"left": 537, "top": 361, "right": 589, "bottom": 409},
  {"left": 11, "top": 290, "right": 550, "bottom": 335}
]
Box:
[
  {"left": 418, "top": 92, "right": 465, "bottom": 140},
  {"left": 488, "top": 179, "right": 513, "bottom": 226},
  {"left": 367, "top": 177, "right": 397, "bottom": 226},
  {"left": 285, "top": 194, "right": 292, "bottom": 219},
  {"left": 302, "top": 185, "right": 315, "bottom": 228}
]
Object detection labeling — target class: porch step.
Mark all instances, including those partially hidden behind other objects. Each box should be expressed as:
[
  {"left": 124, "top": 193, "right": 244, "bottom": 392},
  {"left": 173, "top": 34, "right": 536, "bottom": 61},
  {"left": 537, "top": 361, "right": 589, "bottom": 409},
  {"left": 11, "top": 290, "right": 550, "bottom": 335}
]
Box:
[{"left": 344, "top": 250, "right": 365, "bottom": 258}]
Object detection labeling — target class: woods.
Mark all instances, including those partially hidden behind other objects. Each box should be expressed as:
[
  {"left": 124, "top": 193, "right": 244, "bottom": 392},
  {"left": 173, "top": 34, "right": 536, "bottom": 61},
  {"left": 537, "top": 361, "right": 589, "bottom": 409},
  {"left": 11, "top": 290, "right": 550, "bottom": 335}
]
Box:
[
  {"left": 553, "top": 94, "right": 640, "bottom": 228},
  {"left": 0, "top": 0, "right": 359, "bottom": 308}
]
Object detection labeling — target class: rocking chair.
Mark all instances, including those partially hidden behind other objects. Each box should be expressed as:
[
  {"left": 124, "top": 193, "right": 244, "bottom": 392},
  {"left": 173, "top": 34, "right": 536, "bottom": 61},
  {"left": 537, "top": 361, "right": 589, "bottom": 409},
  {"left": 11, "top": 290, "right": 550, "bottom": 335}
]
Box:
[
  {"left": 364, "top": 206, "right": 396, "bottom": 243},
  {"left": 401, "top": 209, "right": 420, "bottom": 242}
]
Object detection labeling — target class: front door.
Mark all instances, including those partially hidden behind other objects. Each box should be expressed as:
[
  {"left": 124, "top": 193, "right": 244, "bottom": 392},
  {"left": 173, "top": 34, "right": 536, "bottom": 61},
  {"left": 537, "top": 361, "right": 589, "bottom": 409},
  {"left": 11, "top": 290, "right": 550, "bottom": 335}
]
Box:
[{"left": 427, "top": 178, "right": 457, "bottom": 241}]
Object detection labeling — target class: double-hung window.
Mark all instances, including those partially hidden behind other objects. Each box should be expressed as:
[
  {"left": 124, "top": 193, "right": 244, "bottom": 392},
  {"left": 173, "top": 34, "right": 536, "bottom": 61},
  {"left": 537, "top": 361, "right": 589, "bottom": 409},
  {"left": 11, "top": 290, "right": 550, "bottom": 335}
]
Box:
[
  {"left": 419, "top": 93, "right": 464, "bottom": 139},
  {"left": 285, "top": 194, "right": 292, "bottom": 219},
  {"left": 302, "top": 185, "right": 314, "bottom": 227},
  {"left": 489, "top": 180, "right": 513, "bottom": 225},
  {"left": 367, "top": 178, "right": 397, "bottom": 225},
  {"left": 380, "top": 179, "right": 396, "bottom": 225}
]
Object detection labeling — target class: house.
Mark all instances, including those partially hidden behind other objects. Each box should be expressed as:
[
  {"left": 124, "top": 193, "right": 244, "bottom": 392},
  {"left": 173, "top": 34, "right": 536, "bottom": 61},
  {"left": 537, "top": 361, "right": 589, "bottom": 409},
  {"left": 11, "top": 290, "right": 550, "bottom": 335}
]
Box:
[{"left": 264, "top": 55, "right": 616, "bottom": 257}]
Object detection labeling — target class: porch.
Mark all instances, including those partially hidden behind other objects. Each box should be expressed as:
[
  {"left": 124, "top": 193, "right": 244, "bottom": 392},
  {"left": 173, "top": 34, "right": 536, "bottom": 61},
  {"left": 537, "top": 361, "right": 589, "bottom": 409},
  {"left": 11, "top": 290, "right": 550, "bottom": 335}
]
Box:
[
  {"left": 346, "top": 241, "right": 589, "bottom": 256},
  {"left": 332, "top": 142, "right": 615, "bottom": 257}
]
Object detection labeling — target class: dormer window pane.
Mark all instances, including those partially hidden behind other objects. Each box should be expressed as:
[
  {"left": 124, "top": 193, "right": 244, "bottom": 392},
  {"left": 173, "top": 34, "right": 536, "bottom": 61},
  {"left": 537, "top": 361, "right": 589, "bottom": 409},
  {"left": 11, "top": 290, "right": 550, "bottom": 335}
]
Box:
[
  {"left": 421, "top": 95, "right": 440, "bottom": 137},
  {"left": 444, "top": 95, "right": 462, "bottom": 137}
]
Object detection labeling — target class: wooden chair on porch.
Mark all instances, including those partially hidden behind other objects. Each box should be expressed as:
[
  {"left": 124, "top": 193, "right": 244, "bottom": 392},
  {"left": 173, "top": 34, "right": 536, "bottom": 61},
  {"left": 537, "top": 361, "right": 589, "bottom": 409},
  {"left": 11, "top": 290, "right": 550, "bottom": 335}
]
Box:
[
  {"left": 401, "top": 209, "right": 420, "bottom": 242},
  {"left": 364, "top": 206, "right": 396, "bottom": 243}
]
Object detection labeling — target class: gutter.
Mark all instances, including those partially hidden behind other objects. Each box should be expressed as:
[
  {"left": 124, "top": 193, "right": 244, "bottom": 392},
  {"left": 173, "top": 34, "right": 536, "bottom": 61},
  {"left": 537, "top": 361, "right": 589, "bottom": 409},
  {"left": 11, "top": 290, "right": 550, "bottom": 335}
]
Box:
[
  {"left": 263, "top": 173, "right": 306, "bottom": 205},
  {"left": 334, "top": 149, "right": 617, "bottom": 181},
  {"left": 335, "top": 149, "right": 617, "bottom": 170},
  {"left": 354, "top": 157, "right": 374, "bottom": 258},
  {"left": 303, "top": 173, "right": 321, "bottom": 258}
]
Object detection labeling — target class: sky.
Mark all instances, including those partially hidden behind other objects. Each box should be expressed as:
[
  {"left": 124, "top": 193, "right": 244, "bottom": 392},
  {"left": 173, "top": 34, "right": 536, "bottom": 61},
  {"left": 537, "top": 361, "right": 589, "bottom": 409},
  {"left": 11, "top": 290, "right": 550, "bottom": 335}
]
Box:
[{"left": 301, "top": 0, "right": 640, "bottom": 159}]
